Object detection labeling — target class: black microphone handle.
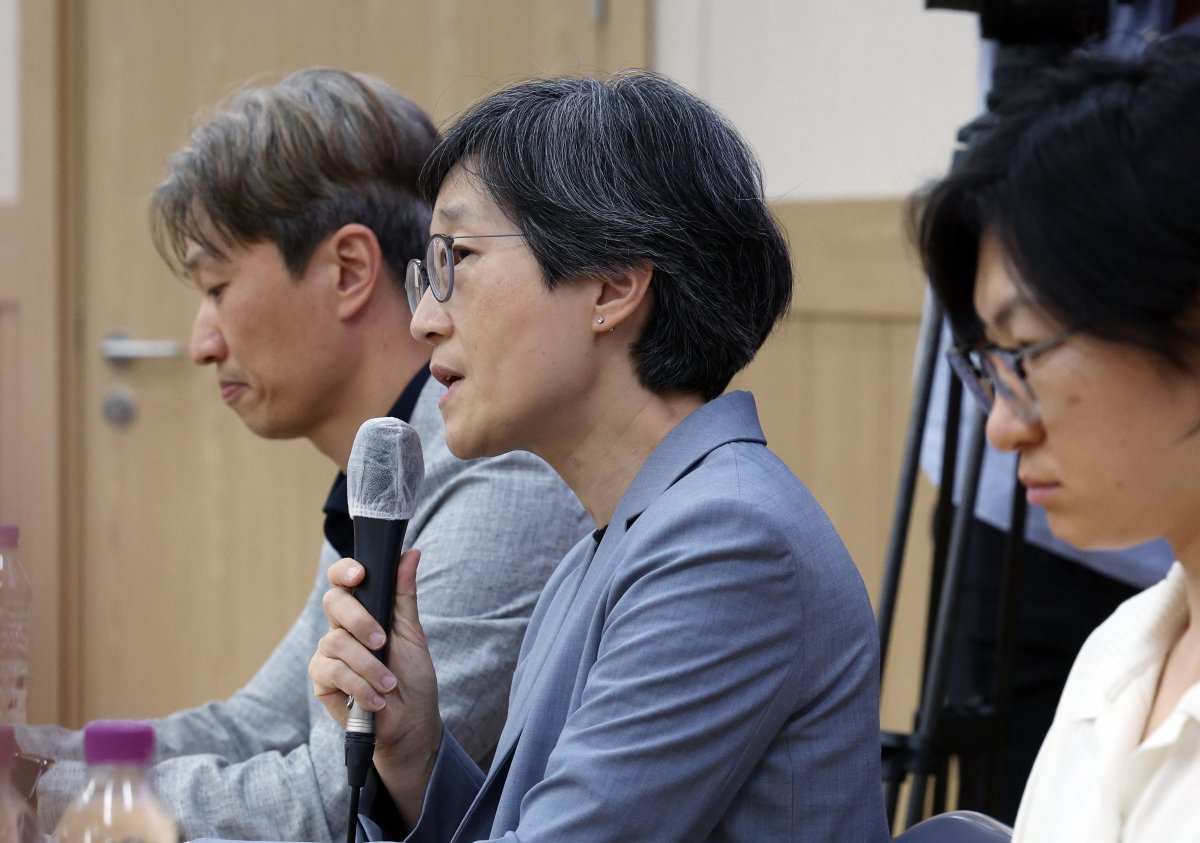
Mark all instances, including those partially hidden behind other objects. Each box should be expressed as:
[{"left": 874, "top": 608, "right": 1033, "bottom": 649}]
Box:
[
  {"left": 344, "top": 515, "right": 408, "bottom": 789},
  {"left": 351, "top": 516, "right": 409, "bottom": 665}
]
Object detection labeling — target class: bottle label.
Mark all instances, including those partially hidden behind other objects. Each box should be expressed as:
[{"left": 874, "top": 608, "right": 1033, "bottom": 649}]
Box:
[
  {"left": 0, "top": 662, "right": 25, "bottom": 726},
  {"left": 0, "top": 551, "right": 30, "bottom": 726},
  {"left": 0, "top": 589, "right": 30, "bottom": 725}
]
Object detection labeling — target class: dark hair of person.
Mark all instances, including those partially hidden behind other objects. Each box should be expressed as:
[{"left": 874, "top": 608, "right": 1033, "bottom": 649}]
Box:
[
  {"left": 418, "top": 71, "right": 793, "bottom": 401},
  {"left": 911, "top": 39, "right": 1200, "bottom": 369},
  {"left": 151, "top": 67, "right": 440, "bottom": 284}
]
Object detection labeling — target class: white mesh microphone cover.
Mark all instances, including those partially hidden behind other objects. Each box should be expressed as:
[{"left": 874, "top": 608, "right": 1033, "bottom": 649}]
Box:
[{"left": 347, "top": 418, "right": 424, "bottom": 520}]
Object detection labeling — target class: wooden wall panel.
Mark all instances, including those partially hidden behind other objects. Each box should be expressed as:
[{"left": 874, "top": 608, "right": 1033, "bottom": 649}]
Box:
[{"left": 0, "top": 0, "right": 61, "bottom": 725}]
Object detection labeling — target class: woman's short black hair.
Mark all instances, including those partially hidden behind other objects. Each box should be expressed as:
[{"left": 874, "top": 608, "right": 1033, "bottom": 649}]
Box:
[
  {"left": 911, "top": 39, "right": 1200, "bottom": 368},
  {"left": 419, "top": 71, "right": 793, "bottom": 402}
]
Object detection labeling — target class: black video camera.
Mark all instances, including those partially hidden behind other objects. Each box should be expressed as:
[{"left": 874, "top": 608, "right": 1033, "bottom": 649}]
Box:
[
  {"left": 930, "top": 0, "right": 1134, "bottom": 113},
  {"left": 927, "top": 0, "right": 1116, "bottom": 45}
]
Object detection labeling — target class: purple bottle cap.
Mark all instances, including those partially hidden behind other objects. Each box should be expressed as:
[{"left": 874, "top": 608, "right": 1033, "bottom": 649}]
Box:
[
  {"left": 0, "top": 526, "right": 17, "bottom": 549},
  {"left": 84, "top": 720, "right": 156, "bottom": 766},
  {"left": 0, "top": 726, "right": 15, "bottom": 769}
]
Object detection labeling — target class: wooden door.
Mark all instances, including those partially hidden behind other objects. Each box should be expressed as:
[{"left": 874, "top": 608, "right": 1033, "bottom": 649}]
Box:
[
  {"left": 1, "top": 0, "right": 64, "bottom": 725},
  {"left": 65, "top": 0, "right": 649, "bottom": 723}
]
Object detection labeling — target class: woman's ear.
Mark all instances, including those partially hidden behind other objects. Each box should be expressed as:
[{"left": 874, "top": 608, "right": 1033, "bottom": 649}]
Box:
[
  {"left": 592, "top": 262, "right": 654, "bottom": 336},
  {"left": 329, "top": 223, "right": 384, "bottom": 321}
]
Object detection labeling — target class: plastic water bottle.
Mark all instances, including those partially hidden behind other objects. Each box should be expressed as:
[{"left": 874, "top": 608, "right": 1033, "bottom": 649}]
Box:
[
  {"left": 52, "top": 721, "right": 178, "bottom": 843},
  {"left": 0, "top": 526, "right": 30, "bottom": 727},
  {"left": 0, "top": 725, "right": 35, "bottom": 843}
]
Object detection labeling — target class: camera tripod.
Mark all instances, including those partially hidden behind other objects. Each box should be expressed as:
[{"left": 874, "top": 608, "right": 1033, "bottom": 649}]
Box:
[{"left": 875, "top": 296, "right": 1029, "bottom": 831}]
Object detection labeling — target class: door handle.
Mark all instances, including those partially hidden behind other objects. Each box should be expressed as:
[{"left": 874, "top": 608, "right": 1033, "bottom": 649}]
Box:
[{"left": 101, "top": 331, "right": 186, "bottom": 369}]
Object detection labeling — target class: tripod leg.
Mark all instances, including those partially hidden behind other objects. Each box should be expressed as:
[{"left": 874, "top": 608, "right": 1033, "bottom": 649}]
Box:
[
  {"left": 878, "top": 295, "right": 945, "bottom": 666},
  {"left": 904, "top": 405, "right": 987, "bottom": 829},
  {"left": 925, "top": 372, "right": 963, "bottom": 674}
]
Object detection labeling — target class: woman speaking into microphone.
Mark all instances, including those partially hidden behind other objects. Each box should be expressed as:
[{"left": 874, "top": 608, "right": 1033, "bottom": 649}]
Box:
[{"left": 310, "top": 71, "right": 888, "bottom": 843}]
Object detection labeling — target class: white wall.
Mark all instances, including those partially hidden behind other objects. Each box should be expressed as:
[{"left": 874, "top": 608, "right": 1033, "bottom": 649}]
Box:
[
  {"left": 653, "top": 0, "right": 981, "bottom": 201},
  {"left": 0, "top": 0, "right": 18, "bottom": 205}
]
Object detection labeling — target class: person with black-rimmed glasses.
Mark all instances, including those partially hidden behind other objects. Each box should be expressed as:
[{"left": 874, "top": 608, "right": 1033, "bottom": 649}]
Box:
[{"left": 915, "top": 39, "right": 1200, "bottom": 842}]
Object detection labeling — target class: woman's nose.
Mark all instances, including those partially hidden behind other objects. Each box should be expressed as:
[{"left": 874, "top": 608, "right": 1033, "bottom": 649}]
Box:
[
  {"left": 409, "top": 292, "right": 451, "bottom": 345},
  {"left": 189, "top": 305, "right": 227, "bottom": 365},
  {"left": 985, "top": 392, "right": 1045, "bottom": 453}
]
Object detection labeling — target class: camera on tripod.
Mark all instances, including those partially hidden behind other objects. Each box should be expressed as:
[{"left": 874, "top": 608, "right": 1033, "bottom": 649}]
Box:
[{"left": 927, "top": 0, "right": 1115, "bottom": 44}]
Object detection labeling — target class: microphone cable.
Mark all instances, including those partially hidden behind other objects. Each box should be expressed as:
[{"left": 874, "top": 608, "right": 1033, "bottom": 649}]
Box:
[{"left": 344, "top": 699, "right": 376, "bottom": 843}]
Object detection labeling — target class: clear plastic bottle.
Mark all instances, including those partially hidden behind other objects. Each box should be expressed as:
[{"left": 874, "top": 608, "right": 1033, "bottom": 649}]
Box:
[
  {"left": 0, "top": 525, "right": 30, "bottom": 727},
  {"left": 53, "top": 721, "right": 178, "bottom": 843},
  {"left": 0, "top": 725, "right": 36, "bottom": 843}
]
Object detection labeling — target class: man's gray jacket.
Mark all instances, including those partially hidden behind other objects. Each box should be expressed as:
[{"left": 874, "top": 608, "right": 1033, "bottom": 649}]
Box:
[{"left": 20, "top": 375, "right": 589, "bottom": 841}]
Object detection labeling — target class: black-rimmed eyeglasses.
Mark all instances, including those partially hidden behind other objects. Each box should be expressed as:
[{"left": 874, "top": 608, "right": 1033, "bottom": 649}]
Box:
[
  {"left": 405, "top": 233, "right": 524, "bottom": 314},
  {"left": 946, "top": 330, "right": 1074, "bottom": 425}
]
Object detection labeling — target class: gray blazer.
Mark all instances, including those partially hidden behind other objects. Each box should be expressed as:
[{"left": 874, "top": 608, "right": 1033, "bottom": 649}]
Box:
[
  {"left": 366, "top": 391, "right": 888, "bottom": 842},
  {"left": 21, "top": 376, "right": 590, "bottom": 842}
]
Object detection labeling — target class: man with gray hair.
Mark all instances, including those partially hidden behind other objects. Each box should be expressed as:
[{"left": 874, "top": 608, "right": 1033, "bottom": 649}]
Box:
[{"left": 15, "top": 67, "right": 588, "bottom": 842}]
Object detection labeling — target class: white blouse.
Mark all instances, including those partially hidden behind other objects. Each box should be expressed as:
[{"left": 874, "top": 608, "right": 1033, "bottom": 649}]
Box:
[{"left": 1013, "top": 563, "right": 1200, "bottom": 842}]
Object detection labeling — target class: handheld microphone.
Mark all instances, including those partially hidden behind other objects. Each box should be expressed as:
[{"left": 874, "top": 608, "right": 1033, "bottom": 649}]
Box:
[{"left": 343, "top": 417, "right": 424, "bottom": 793}]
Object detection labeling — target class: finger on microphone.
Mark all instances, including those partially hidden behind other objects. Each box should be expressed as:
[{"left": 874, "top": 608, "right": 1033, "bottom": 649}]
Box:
[
  {"left": 392, "top": 548, "right": 426, "bottom": 640},
  {"left": 395, "top": 548, "right": 421, "bottom": 603},
  {"left": 313, "top": 631, "right": 395, "bottom": 707},
  {"left": 327, "top": 557, "right": 364, "bottom": 587},
  {"left": 396, "top": 548, "right": 420, "bottom": 585},
  {"left": 322, "top": 587, "right": 386, "bottom": 648},
  {"left": 338, "top": 665, "right": 386, "bottom": 711}
]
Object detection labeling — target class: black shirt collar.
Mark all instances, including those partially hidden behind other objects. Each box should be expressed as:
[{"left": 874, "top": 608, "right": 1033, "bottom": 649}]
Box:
[{"left": 322, "top": 366, "right": 432, "bottom": 558}]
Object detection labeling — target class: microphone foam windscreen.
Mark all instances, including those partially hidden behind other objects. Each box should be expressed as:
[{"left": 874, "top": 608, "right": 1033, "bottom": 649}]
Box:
[{"left": 347, "top": 418, "right": 424, "bottom": 520}]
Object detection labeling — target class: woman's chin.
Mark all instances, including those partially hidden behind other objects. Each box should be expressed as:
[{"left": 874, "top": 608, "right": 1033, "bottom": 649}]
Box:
[
  {"left": 444, "top": 432, "right": 484, "bottom": 461},
  {"left": 1046, "top": 512, "right": 1154, "bottom": 554},
  {"left": 443, "top": 423, "right": 504, "bottom": 462}
]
